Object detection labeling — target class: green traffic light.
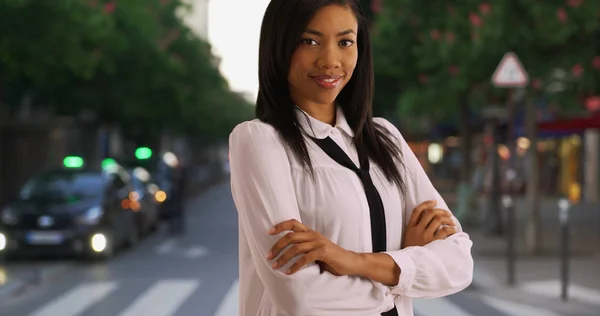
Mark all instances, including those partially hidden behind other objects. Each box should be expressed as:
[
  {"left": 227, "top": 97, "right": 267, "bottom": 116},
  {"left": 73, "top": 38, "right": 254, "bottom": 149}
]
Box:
[
  {"left": 101, "top": 158, "right": 117, "bottom": 169},
  {"left": 135, "top": 147, "right": 152, "bottom": 160},
  {"left": 63, "top": 156, "right": 84, "bottom": 168}
]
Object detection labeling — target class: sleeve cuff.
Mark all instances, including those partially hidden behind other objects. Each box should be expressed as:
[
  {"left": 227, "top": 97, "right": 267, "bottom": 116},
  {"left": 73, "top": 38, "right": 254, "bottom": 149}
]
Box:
[{"left": 385, "top": 249, "right": 416, "bottom": 296}]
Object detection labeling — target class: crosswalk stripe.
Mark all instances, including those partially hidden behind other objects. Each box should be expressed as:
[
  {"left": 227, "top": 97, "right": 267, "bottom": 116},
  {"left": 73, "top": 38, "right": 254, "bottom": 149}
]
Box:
[
  {"left": 481, "top": 296, "right": 563, "bottom": 316},
  {"left": 214, "top": 280, "right": 239, "bottom": 316},
  {"left": 117, "top": 280, "right": 199, "bottom": 316},
  {"left": 413, "top": 297, "right": 474, "bottom": 316},
  {"left": 28, "top": 281, "right": 117, "bottom": 316}
]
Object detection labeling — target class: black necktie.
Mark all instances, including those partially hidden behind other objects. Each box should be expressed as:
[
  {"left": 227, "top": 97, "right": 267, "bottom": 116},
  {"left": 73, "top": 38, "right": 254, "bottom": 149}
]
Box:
[{"left": 311, "top": 136, "right": 398, "bottom": 316}]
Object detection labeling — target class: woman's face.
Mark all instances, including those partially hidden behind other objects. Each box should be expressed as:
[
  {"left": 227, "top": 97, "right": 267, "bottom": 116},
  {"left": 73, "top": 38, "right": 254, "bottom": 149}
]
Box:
[{"left": 288, "top": 5, "right": 358, "bottom": 110}]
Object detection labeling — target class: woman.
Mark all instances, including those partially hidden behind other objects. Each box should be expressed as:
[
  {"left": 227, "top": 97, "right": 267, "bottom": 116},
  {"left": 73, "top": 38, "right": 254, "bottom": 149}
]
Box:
[{"left": 229, "top": 1, "right": 474, "bottom": 315}]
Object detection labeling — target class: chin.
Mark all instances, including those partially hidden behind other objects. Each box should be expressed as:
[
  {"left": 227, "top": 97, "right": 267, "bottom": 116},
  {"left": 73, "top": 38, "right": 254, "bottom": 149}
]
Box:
[{"left": 310, "top": 91, "right": 341, "bottom": 106}]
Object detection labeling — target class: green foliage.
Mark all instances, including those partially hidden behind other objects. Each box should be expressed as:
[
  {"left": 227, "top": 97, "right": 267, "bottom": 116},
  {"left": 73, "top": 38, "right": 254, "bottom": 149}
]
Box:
[
  {"left": 370, "top": 0, "right": 600, "bottom": 131},
  {"left": 0, "top": 0, "right": 252, "bottom": 139}
]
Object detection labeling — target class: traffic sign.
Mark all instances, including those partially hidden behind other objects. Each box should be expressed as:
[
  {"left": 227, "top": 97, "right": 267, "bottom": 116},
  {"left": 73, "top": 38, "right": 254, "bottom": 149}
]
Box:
[{"left": 492, "top": 52, "right": 529, "bottom": 88}]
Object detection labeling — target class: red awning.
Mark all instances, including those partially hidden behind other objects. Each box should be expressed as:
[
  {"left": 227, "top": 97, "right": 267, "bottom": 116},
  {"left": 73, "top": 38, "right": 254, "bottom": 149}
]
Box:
[{"left": 539, "top": 115, "right": 600, "bottom": 132}]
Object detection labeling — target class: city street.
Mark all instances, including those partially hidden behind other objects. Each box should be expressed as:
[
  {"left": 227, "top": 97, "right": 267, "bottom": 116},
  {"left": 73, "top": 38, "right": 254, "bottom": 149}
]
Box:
[{"left": 0, "top": 181, "right": 585, "bottom": 316}]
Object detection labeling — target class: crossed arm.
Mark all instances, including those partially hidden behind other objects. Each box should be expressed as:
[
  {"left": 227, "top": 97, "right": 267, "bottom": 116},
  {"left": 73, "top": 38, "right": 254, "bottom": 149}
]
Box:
[{"left": 229, "top": 121, "right": 474, "bottom": 315}]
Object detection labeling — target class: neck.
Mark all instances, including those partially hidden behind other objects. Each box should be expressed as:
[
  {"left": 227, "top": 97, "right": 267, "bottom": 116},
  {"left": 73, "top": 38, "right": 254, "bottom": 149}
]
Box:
[{"left": 297, "top": 102, "right": 336, "bottom": 126}]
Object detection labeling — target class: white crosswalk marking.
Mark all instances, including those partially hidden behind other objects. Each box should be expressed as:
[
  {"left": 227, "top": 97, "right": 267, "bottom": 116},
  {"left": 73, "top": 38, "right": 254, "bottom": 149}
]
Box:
[
  {"left": 118, "top": 280, "right": 199, "bottom": 316},
  {"left": 155, "top": 239, "right": 177, "bottom": 255},
  {"left": 482, "top": 296, "right": 563, "bottom": 316},
  {"left": 214, "top": 280, "right": 239, "bottom": 316},
  {"left": 413, "top": 298, "right": 474, "bottom": 316},
  {"left": 184, "top": 246, "right": 209, "bottom": 258},
  {"left": 28, "top": 281, "right": 117, "bottom": 316}
]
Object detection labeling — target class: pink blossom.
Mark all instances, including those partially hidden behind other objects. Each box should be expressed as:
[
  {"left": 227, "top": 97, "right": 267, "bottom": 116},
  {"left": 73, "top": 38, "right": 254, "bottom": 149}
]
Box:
[
  {"left": 430, "top": 29, "right": 441, "bottom": 40},
  {"left": 572, "top": 64, "right": 583, "bottom": 76},
  {"left": 469, "top": 12, "right": 483, "bottom": 27},
  {"left": 449, "top": 65, "right": 459, "bottom": 76},
  {"left": 445, "top": 32, "right": 455, "bottom": 43},
  {"left": 371, "top": 0, "right": 382, "bottom": 13},
  {"left": 479, "top": 3, "right": 492, "bottom": 15},
  {"left": 592, "top": 56, "right": 600, "bottom": 69},
  {"left": 104, "top": 2, "right": 116, "bottom": 14},
  {"left": 557, "top": 8, "right": 567, "bottom": 23},
  {"left": 567, "top": 0, "right": 583, "bottom": 8}
]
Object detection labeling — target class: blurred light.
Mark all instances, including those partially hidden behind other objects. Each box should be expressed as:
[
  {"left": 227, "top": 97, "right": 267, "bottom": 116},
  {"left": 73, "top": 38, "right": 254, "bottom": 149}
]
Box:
[
  {"left": 135, "top": 147, "right": 153, "bottom": 160},
  {"left": 101, "top": 158, "right": 117, "bottom": 170},
  {"left": 121, "top": 199, "right": 131, "bottom": 209},
  {"left": 517, "top": 137, "right": 530, "bottom": 150},
  {"left": 569, "top": 182, "right": 581, "bottom": 204},
  {"left": 162, "top": 152, "right": 179, "bottom": 167},
  {"left": 133, "top": 167, "right": 151, "bottom": 182},
  {"left": 90, "top": 233, "right": 107, "bottom": 252},
  {"left": 130, "top": 201, "right": 141, "bottom": 212},
  {"left": 155, "top": 190, "right": 167, "bottom": 203},
  {"left": 147, "top": 183, "right": 159, "bottom": 194},
  {"left": 498, "top": 145, "right": 510, "bottom": 160},
  {"left": 0, "top": 267, "right": 6, "bottom": 285},
  {"left": 63, "top": 156, "right": 84, "bottom": 168},
  {"left": 0, "top": 233, "right": 5, "bottom": 251},
  {"left": 427, "top": 143, "right": 443, "bottom": 164},
  {"left": 129, "top": 191, "right": 140, "bottom": 202}
]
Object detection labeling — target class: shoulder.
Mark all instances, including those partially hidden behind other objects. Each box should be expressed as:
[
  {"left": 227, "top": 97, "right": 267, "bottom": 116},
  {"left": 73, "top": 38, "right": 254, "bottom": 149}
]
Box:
[
  {"left": 373, "top": 117, "right": 405, "bottom": 144},
  {"left": 229, "top": 119, "right": 285, "bottom": 152}
]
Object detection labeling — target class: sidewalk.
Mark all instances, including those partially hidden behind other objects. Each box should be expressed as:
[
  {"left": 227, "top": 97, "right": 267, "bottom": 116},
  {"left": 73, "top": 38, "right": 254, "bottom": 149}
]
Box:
[{"left": 463, "top": 196, "right": 600, "bottom": 315}]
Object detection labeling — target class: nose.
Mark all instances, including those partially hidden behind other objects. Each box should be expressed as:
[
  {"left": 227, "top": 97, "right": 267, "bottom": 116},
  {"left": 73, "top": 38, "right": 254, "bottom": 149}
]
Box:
[{"left": 316, "top": 46, "right": 342, "bottom": 69}]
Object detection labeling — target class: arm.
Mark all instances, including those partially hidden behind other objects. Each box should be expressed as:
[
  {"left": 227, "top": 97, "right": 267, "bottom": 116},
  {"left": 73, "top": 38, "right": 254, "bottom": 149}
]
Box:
[
  {"left": 229, "top": 121, "right": 392, "bottom": 316},
  {"left": 373, "top": 118, "right": 474, "bottom": 299}
]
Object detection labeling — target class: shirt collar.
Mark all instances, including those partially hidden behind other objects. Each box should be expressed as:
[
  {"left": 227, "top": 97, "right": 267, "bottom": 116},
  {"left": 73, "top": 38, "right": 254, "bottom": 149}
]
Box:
[{"left": 294, "top": 105, "right": 354, "bottom": 139}]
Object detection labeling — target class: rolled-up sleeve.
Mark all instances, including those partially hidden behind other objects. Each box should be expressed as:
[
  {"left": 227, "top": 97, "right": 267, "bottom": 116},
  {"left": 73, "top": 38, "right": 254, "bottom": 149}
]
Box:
[
  {"left": 229, "top": 121, "right": 392, "bottom": 315},
  {"left": 375, "top": 118, "right": 474, "bottom": 299}
]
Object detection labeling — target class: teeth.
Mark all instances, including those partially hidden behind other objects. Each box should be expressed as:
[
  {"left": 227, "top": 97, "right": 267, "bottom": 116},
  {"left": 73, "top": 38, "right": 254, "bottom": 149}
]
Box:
[{"left": 321, "top": 78, "right": 338, "bottom": 82}]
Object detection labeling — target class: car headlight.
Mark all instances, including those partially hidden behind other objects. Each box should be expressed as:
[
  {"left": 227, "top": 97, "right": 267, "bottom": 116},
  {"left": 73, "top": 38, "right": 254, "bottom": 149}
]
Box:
[
  {"left": 1, "top": 207, "right": 19, "bottom": 225},
  {"left": 77, "top": 206, "right": 104, "bottom": 225}
]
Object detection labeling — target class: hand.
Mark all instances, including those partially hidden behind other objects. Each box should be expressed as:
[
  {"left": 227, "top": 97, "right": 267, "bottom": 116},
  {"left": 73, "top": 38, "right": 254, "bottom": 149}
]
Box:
[
  {"left": 402, "top": 200, "right": 457, "bottom": 248},
  {"left": 267, "top": 219, "right": 359, "bottom": 276}
]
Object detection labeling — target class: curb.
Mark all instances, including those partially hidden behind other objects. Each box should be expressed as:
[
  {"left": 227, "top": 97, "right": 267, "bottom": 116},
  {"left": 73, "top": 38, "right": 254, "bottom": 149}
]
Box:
[{"left": 0, "top": 264, "right": 70, "bottom": 301}]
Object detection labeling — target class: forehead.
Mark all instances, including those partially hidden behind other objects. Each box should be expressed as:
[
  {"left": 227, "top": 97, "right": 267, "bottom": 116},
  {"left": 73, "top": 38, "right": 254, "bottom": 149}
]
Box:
[{"left": 306, "top": 5, "right": 358, "bottom": 31}]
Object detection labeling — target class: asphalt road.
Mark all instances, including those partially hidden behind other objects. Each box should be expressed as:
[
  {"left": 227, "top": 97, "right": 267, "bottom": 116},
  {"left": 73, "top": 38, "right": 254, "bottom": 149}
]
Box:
[{"left": 0, "top": 182, "right": 578, "bottom": 316}]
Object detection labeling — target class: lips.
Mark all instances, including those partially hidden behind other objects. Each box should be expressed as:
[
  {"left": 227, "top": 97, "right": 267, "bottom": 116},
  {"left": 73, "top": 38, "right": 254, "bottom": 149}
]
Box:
[{"left": 310, "top": 75, "right": 343, "bottom": 89}]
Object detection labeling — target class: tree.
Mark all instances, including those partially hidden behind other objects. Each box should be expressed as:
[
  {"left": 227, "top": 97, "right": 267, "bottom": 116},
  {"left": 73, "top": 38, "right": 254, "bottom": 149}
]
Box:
[
  {"left": 0, "top": 0, "right": 252, "bottom": 140},
  {"left": 371, "top": 0, "right": 600, "bottom": 252}
]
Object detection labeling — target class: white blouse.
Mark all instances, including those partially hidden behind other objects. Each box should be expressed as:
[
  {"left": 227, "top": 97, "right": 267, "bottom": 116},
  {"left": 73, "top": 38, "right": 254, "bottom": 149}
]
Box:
[{"left": 229, "top": 106, "right": 474, "bottom": 316}]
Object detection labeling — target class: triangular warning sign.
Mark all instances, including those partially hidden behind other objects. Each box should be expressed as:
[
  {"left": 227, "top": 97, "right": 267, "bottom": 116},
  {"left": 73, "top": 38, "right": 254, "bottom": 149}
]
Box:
[{"left": 492, "top": 52, "right": 529, "bottom": 88}]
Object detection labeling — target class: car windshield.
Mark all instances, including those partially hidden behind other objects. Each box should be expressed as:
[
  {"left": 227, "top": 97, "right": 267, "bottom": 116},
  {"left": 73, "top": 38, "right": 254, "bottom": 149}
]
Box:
[{"left": 20, "top": 172, "right": 104, "bottom": 201}]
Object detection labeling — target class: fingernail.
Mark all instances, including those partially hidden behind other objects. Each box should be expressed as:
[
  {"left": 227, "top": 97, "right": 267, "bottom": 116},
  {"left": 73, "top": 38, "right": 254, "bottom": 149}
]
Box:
[
  {"left": 272, "top": 262, "right": 278, "bottom": 269},
  {"left": 285, "top": 269, "right": 292, "bottom": 275},
  {"left": 266, "top": 252, "right": 273, "bottom": 259},
  {"left": 268, "top": 227, "right": 276, "bottom": 234}
]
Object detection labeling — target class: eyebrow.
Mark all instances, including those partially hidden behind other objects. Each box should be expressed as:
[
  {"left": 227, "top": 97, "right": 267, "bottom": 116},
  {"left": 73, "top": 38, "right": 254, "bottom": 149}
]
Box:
[{"left": 304, "top": 28, "right": 356, "bottom": 36}]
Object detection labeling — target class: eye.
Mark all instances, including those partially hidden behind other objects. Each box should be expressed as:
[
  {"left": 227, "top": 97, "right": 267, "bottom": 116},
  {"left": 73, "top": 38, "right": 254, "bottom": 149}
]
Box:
[
  {"left": 339, "top": 39, "right": 355, "bottom": 47},
  {"left": 301, "top": 38, "right": 319, "bottom": 46}
]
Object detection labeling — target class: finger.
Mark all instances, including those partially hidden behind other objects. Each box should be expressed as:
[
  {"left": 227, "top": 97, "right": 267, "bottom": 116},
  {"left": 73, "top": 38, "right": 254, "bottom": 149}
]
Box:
[
  {"left": 268, "top": 231, "right": 315, "bottom": 259},
  {"left": 408, "top": 200, "right": 437, "bottom": 227},
  {"left": 286, "top": 248, "right": 324, "bottom": 275},
  {"left": 418, "top": 209, "right": 452, "bottom": 229},
  {"left": 434, "top": 226, "right": 457, "bottom": 240},
  {"left": 424, "top": 216, "right": 443, "bottom": 237},
  {"left": 272, "top": 241, "right": 320, "bottom": 269},
  {"left": 270, "top": 219, "right": 309, "bottom": 235}
]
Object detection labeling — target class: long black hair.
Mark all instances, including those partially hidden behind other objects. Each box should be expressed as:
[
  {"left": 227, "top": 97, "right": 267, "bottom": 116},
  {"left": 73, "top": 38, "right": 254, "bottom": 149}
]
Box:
[{"left": 255, "top": 0, "right": 405, "bottom": 192}]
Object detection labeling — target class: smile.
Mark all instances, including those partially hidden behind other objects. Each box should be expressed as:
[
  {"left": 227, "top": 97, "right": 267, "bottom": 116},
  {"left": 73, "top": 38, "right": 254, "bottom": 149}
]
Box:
[{"left": 310, "top": 75, "right": 342, "bottom": 89}]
